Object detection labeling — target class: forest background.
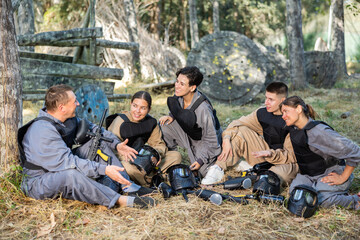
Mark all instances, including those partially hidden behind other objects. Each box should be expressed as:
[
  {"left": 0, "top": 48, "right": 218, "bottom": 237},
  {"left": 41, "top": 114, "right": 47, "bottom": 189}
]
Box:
[{"left": 1, "top": 0, "right": 360, "bottom": 239}]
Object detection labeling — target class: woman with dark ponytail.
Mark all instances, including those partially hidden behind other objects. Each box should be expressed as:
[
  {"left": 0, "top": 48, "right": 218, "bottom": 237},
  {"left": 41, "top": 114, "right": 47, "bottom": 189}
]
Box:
[{"left": 281, "top": 96, "right": 360, "bottom": 210}]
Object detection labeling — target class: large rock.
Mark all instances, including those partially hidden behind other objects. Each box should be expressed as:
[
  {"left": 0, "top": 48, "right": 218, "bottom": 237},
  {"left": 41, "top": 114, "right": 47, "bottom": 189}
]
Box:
[{"left": 187, "top": 31, "right": 289, "bottom": 105}]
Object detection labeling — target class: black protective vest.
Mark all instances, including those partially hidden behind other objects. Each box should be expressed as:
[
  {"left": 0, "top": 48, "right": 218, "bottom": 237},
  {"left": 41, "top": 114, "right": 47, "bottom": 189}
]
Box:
[
  {"left": 18, "top": 116, "right": 79, "bottom": 171},
  {"left": 167, "top": 92, "right": 220, "bottom": 141},
  {"left": 257, "top": 107, "right": 289, "bottom": 150},
  {"left": 106, "top": 113, "right": 157, "bottom": 150},
  {"left": 289, "top": 121, "right": 340, "bottom": 176}
]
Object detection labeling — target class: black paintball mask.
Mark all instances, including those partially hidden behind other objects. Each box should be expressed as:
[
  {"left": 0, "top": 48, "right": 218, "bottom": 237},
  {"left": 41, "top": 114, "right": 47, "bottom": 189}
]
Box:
[
  {"left": 131, "top": 145, "right": 160, "bottom": 175},
  {"left": 252, "top": 170, "right": 281, "bottom": 195},
  {"left": 167, "top": 164, "right": 197, "bottom": 191},
  {"left": 287, "top": 185, "right": 318, "bottom": 218}
]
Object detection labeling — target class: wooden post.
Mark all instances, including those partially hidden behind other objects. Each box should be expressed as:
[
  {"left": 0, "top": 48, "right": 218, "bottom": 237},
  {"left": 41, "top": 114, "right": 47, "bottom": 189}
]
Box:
[
  {"left": 73, "top": 6, "right": 91, "bottom": 64},
  {"left": 88, "top": 0, "right": 96, "bottom": 65},
  {"left": 17, "top": 0, "right": 35, "bottom": 51}
]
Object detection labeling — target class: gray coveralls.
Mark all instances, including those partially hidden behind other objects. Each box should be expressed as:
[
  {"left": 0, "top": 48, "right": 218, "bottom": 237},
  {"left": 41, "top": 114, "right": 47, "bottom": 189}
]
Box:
[
  {"left": 21, "top": 109, "right": 139, "bottom": 208},
  {"left": 161, "top": 91, "right": 222, "bottom": 177},
  {"left": 289, "top": 120, "right": 360, "bottom": 209}
]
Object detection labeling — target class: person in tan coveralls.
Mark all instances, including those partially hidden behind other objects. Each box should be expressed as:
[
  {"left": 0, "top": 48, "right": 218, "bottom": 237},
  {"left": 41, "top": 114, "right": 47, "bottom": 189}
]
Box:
[
  {"left": 202, "top": 82, "right": 298, "bottom": 185},
  {"left": 107, "top": 91, "right": 182, "bottom": 186}
]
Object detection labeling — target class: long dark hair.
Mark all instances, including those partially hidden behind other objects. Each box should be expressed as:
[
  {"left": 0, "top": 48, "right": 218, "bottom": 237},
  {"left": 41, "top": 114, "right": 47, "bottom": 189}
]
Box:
[
  {"left": 280, "top": 96, "right": 318, "bottom": 119},
  {"left": 131, "top": 91, "right": 152, "bottom": 109}
]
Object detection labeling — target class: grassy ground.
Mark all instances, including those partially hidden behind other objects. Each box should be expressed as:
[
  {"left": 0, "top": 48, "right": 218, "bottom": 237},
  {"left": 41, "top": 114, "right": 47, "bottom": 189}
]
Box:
[{"left": 1, "top": 77, "right": 360, "bottom": 239}]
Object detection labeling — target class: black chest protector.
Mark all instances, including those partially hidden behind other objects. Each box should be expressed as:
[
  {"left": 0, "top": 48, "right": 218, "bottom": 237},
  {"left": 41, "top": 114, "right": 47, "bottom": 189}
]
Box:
[
  {"left": 106, "top": 113, "right": 157, "bottom": 150},
  {"left": 289, "top": 121, "right": 340, "bottom": 176},
  {"left": 257, "top": 108, "right": 289, "bottom": 150},
  {"left": 167, "top": 93, "right": 220, "bottom": 141},
  {"left": 18, "top": 116, "right": 79, "bottom": 171}
]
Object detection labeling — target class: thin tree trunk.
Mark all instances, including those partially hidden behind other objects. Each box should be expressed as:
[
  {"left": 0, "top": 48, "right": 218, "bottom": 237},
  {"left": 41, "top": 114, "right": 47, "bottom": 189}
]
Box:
[
  {"left": 188, "top": 0, "right": 199, "bottom": 48},
  {"left": 123, "top": 0, "right": 141, "bottom": 81},
  {"left": 182, "top": 0, "right": 189, "bottom": 50},
  {"left": 17, "top": 0, "right": 35, "bottom": 52},
  {"left": 330, "top": 0, "right": 347, "bottom": 80},
  {"left": 0, "top": 0, "right": 22, "bottom": 172},
  {"left": 212, "top": 0, "right": 220, "bottom": 33},
  {"left": 286, "top": 0, "right": 307, "bottom": 89}
]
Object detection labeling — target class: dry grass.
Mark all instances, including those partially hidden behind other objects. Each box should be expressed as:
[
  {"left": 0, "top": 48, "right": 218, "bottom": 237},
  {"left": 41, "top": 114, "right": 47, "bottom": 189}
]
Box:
[{"left": 2, "top": 76, "right": 360, "bottom": 239}]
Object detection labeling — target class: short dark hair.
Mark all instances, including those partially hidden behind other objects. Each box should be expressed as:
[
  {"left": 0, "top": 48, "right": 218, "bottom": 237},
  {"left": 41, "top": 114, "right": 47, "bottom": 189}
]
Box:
[
  {"left": 131, "top": 91, "right": 152, "bottom": 108},
  {"left": 176, "top": 66, "right": 203, "bottom": 87},
  {"left": 266, "top": 82, "right": 288, "bottom": 97},
  {"left": 45, "top": 84, "right": 73, "bottom": 111}
]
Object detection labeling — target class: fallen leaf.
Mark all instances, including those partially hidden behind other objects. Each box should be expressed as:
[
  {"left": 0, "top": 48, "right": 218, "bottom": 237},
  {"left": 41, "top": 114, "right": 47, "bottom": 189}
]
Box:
[
  {"left": 218, "top": 227, "right": 225, "bottom": 234},
  {"left": 75, "top": 218, "right": 90, "bottom": 226},
  {"left": 37, "top": 213, "right": 56, "bottom": 237}
]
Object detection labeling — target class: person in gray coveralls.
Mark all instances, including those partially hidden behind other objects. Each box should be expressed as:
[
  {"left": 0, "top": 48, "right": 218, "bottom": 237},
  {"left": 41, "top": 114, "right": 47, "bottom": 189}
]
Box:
[
  {"left": 159, "top": 66, "right": 222, "bottom": 180},
  {"left": 19, "top": 85, "right": 156, "bottom": 209},
  {"left": 278, "top": 96, "right": 360, "bottom": 210}
]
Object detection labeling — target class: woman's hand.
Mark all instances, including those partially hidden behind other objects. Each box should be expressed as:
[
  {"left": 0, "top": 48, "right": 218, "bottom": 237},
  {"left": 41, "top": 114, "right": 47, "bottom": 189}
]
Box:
[
  {"left": 116, "top": 139, "right": 138, "bottom": 162},
  {"left": 217, "top": 138, "right": 232, "bottom": 161},
  {"left": 159, "top": 116, "right": 174, "bottom": 126},
  {"left": 105, "top": 165, "right": 131, "bottom": 186}
]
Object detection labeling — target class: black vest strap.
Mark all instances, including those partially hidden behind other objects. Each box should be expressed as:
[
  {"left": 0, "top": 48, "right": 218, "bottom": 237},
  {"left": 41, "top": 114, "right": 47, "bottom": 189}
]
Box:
[
  {"left": 257, "top": 108, "right": 289, "bottom": 149},
  {"left": 290, "top": 120, "right": 339, "bottom": 176},
  {"left": 106, "top": 113, "right": 157, "bottom": 150}
]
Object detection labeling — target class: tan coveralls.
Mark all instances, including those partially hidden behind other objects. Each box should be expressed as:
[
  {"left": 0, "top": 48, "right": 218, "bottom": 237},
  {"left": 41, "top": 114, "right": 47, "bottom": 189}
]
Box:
[
  {"left": 108, "top": 111, "right": 182, "bottom": 186},
  {"left": 216, "top": 107, "right": 299, "bottom": 185}
]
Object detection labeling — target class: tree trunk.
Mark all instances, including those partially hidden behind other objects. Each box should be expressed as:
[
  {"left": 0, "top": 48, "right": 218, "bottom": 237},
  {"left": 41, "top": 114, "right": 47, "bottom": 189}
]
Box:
[
  {"left": 123, "top": 0, "right": 141, "bottom": 81},
  {"left": 17, "top": 0, "right": 35, "bottom": 52},
  {"left": 182, "top": 0, "right": 189, "bottom": 50},
  {"left": 286, "top": 0, "right": 307, "bottom": 89},
  {"left": 330, "top": 0, "right": 347, "bottom": 80},
  {"left": 0, "top": 0, "right": 22, "bottom": 172},
  {"left": 212, "top": 0, "right": 220, "bottom": 33},
  {"left": 188, "top": 0, "right": 199, "bottom": 48}
]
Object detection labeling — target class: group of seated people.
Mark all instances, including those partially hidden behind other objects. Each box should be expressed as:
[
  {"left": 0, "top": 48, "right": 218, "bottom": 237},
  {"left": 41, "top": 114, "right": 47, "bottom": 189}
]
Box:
[{"left": 19, "top": 66, "right": 360, "bottom": 211}]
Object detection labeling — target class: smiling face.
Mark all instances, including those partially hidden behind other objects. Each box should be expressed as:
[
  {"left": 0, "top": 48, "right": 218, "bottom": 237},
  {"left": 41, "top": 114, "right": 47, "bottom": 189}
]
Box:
[
  {"left": 281, "top": 104, "right": 302, "bottom": 126},
  {"left": 130, "top": 98, "right": 150, "bottom": 122},
  {"left": 174, "top": 74, "right": 196, "bottom": 97},
  {"left": 265, "top": 91, "right": 286, "bottom": 115}
]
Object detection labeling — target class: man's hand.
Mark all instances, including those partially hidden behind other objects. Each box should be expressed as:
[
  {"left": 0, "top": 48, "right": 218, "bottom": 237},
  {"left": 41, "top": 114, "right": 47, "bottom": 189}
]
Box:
[
  {"left": 105, "top": 165, "right": 131, "bottom": 186},
  {"left": 217, "top": 138, "right": 232, "bottom": 161},
  {"left": 252, "top": 150, "right": 272, "bottom": 158},
  {"left": 190, "top": 162, "right": 201, "bottom": 171},
  {"left": 159, "top": 116, "right": 174, "bottom": 126},
  {"left": 321, "top": 172, "right": 348, "bottom": 186},
  {"left": 116, "top": 139, "right": 137, "bottom": 162}
]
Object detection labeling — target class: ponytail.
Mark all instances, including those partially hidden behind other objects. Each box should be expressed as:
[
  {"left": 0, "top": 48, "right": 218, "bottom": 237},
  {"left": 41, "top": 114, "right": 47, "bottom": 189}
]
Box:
[{"left": 281, "top": 96, "right": 318, "bottom": 119}]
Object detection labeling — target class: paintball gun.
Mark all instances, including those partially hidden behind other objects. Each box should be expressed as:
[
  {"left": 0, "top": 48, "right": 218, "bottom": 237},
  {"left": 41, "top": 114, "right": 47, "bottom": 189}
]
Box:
[
  {"left": 235, "top": 193, "right": 285, "bottom": 205},
  {"left": 75, "top": 108, "right": 114, "bottom": 164}
]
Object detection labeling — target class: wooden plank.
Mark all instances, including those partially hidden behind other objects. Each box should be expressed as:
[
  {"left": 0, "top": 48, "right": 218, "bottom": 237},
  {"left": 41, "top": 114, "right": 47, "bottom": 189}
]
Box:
[
  {"left": 23, "top": 93, "right": 131, "bottom": 101},
  {"left": 17, "top": 27, "right": 103, "bottom": 46},
  {"left": 22, "top": 75, "right": 116, "bottom": 95},
  {"left": 141, "top": 80, "right": 175, "bottom": 89},
  {"left": 97, "top": 39, "right": 139, "bottom": 50},
  {"left": 20, "top": 58, "right": 123, "bottom": 80},
  {"left": 19, "top": 51, "right": 73, "bottom": 63}
]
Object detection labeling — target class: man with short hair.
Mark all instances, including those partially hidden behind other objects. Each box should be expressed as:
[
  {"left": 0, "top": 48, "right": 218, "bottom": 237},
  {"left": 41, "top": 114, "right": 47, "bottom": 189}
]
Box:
[
  {"left": 19, "top": 84, "right": 156, "bottom": 208},
  {"left": 201, "top": 82, "right": 298, "bottom": 185}
]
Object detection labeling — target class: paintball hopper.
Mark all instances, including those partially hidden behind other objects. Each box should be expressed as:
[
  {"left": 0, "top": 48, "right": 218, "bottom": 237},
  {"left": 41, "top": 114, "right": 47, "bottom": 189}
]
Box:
[
  {"left": 194, "top": 189, "right": 223, "bottom": 206},
  {"left": 252, "top": 170, "right": 281, "bottom": 195},
  {"left": 287, "top": 185, "right": 318, "bottom": 218},
  {"left": 131, "top": 145, "right": 160, "bottom": 175},
  {"left": 221, "top": 176, "right": 253, "bottom": 190}
]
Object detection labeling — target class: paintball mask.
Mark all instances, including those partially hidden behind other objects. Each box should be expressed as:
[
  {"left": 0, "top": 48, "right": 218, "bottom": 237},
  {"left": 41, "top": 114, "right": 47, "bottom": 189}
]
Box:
[
  {"left": 252, "top": 170, "right": 281, "bottom": 195},
  {"left": 131, "top": 145, "right": 160, "bottom": 175},
  {"left": 167, "top": 164, "right": 197, "bottom": 191},
  {"left": 287, "top": 185, "right": 318, "bottom": 218}
]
